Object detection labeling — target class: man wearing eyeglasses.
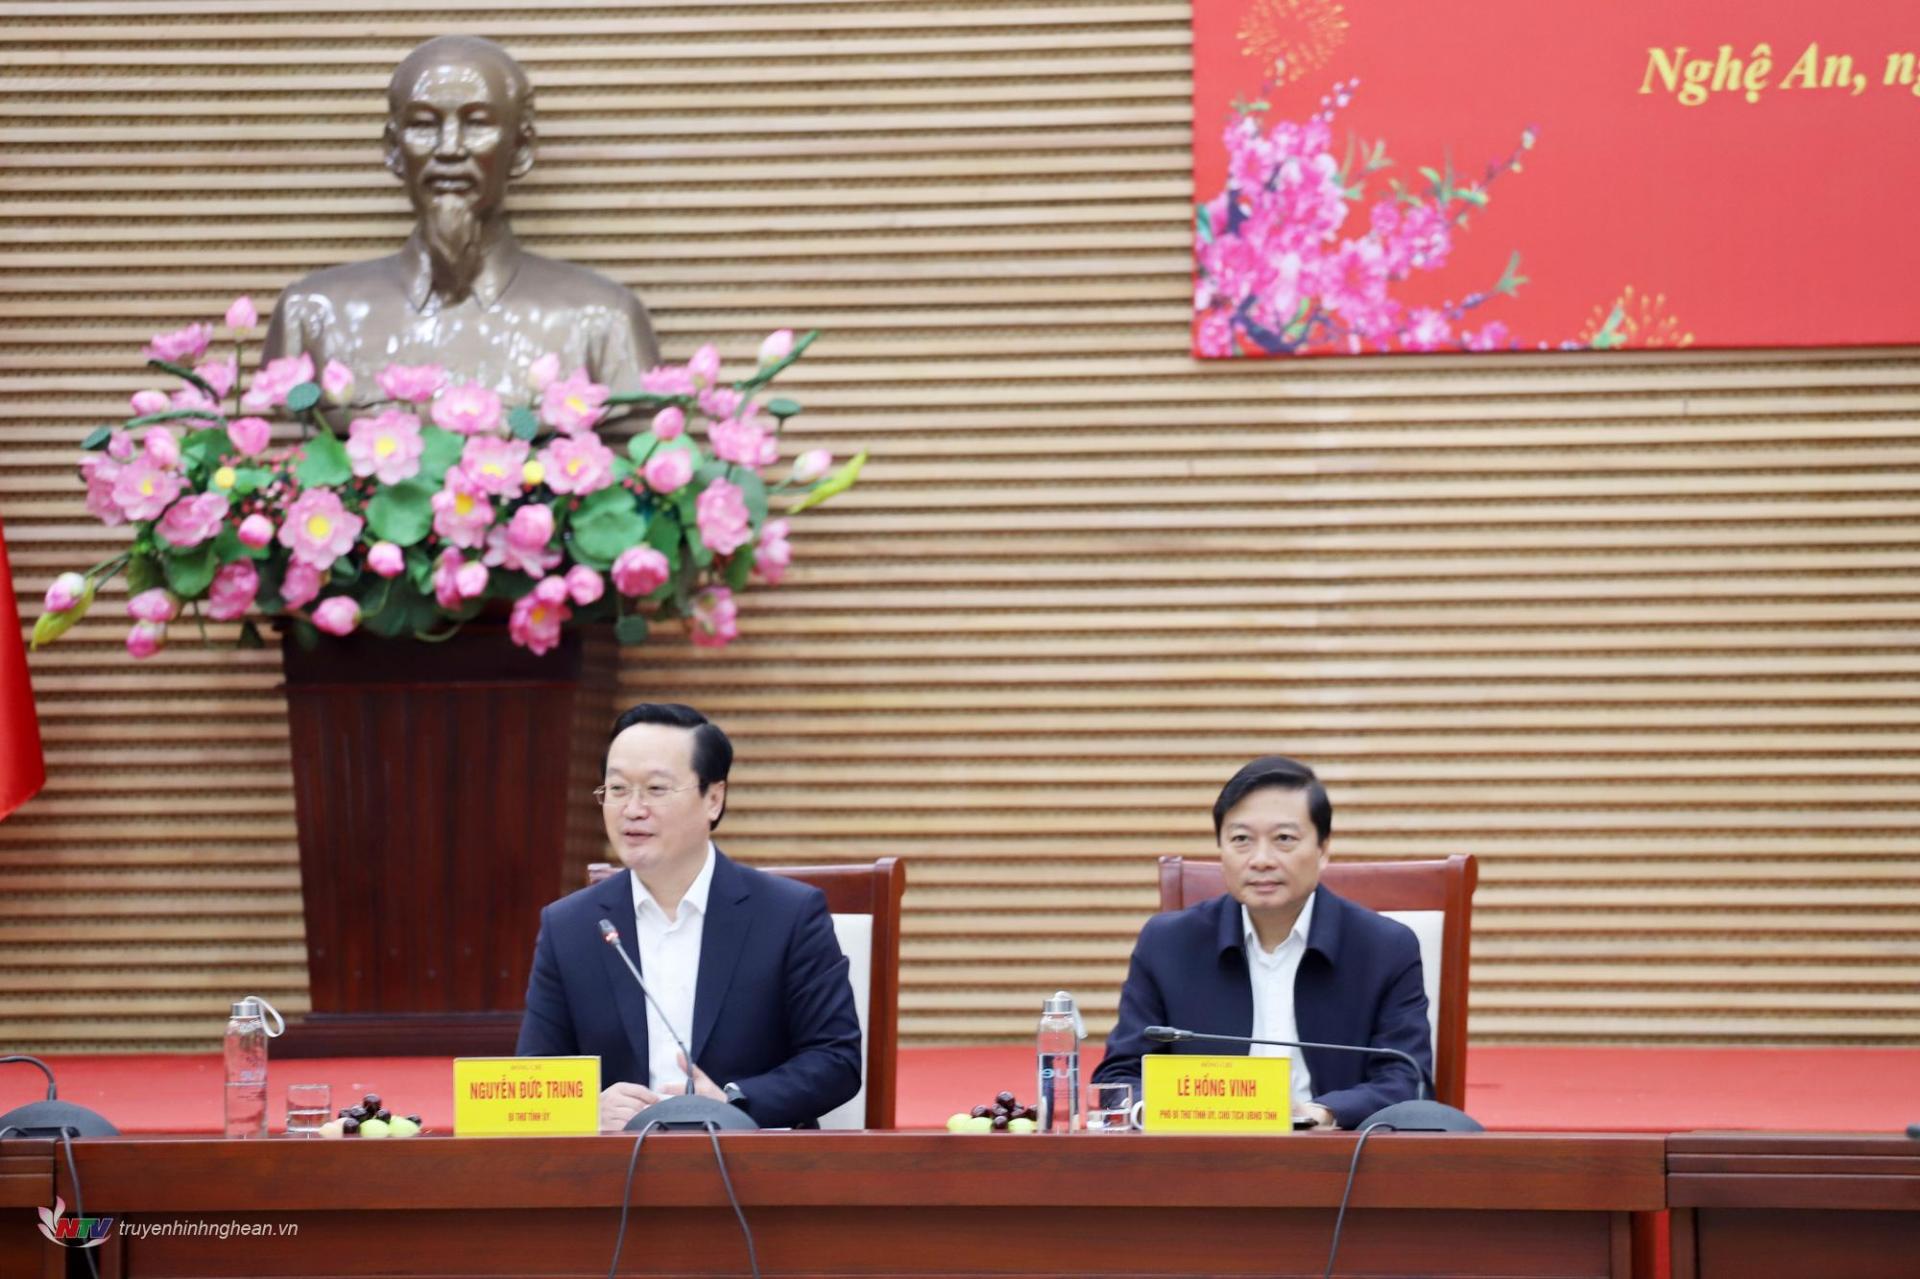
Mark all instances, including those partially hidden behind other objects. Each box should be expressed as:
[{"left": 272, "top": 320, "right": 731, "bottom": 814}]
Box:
[{"left": 515, "top": 703, "right": 861, "bottom": 1131}]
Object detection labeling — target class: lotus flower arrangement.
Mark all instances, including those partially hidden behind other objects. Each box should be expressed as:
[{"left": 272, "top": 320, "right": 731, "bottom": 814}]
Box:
[{"left": 33, "top": 301, "right": 865, "bottom": 658}]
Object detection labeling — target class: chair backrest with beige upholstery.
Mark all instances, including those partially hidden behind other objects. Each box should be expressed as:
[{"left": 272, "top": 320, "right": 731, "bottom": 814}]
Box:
[
  {"left": 1155, "top": 854, "right": 1477, "bottom": 1109},
  {"left": 586, "top": 857, "right": 905, "bottom": 1129}
]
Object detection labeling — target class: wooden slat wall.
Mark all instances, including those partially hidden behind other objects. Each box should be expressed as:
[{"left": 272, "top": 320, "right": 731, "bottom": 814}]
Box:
[{"left": 2, "top": 0, "right": 1916, "bottom": 1051}]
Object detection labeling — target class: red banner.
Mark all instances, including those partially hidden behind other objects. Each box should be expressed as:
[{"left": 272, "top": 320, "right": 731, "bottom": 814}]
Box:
[
  {"left": 1193, "top": 0, "right": 1920, "bottom": 357},
  {"left": 0, "top": 517, "right": 45, "bottom": 821}
]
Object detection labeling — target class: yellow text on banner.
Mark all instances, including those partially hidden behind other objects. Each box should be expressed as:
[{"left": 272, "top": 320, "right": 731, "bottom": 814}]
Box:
[
  {"left": 453, "top": 1056, "right": 600, "bottom": 1136},
  {"left": 1142, "top": 1054, "right": 1294, "bottom": 1133}
]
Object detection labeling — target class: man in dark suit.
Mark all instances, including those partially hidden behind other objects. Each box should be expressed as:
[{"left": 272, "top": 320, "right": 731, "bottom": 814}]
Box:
[
  {"left": 1094, "top": 757, "right": 1429, "bottom": 1130},
  {"left": 516, "top": 704, "right": 861, "bottom": 1130}
]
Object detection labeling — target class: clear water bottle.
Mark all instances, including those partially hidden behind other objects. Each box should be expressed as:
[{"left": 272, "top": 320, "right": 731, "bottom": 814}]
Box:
[
  {"left": 1035, "top": 990, "right": 1084, "bottom": 1133},
  {"left": 224, "top": 995, "right": 284, "bottom": 1139}
]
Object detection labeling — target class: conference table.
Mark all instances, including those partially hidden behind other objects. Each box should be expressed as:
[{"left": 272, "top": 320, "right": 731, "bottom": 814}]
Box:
[
  {"left": 5, "top": 1130, "right": 1668, "bottom": 1277},
  {"left": 3, "top": 1130, "right": 1914, "bottom": 1277}
]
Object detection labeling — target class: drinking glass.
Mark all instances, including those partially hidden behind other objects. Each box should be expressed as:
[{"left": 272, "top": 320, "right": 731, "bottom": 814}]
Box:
[
  {"left": 285, "top": 1083, "right": 331, "bottom": 1137},
  {"left": 1087, "top": 1080, "right": 1135, "bottom": 1132}
]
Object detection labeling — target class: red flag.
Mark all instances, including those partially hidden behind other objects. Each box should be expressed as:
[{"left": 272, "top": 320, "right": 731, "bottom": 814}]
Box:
[{"left": 0, "top": 516, "right": 46, "bottom": 820}]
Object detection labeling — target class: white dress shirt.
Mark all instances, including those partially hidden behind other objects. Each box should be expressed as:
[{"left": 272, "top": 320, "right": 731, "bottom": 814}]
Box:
[
  {"left": 630, "top": 843, "right": 716, "bottom": 1095},
  {"left": 1242, "top": 893, "right": 1318, "bottom": 1115}
]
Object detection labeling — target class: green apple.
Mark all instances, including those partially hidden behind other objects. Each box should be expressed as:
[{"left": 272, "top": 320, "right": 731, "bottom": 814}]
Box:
[
  {"left": 358, "top": 1118, "right": 391, "bottom": 1139},
  {"left": 945, "top": 1112, "right": 971, "bottom": 1132},
  {"left": 1006, "top": 1117, "right": 1037, "bottom": 1133},
  {"left": 387, "top": 1116, "right": 420, "bottom": 1139},
  {"left": 963, "top": 1116, "right": 993, "bottom": 1133}
]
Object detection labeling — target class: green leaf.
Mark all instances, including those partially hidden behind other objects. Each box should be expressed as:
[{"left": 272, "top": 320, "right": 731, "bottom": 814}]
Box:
[
  {"left": 365, "top": 479, "right": 435, "bottom": 547},
  {"left": 643, "top": 512, "right": 683, "bottom": 571},
  {"left": 237, "top": 620, "right": 265, "bottom": 650},
  {"left": 764, "top": 397, "right": 802, "bottom": 421},
  {"left": 284, "top": 381, "right": 322, "bottom": 413},
  {"left": 418, "top": 426, "right": 465, "bottom": 484},
  {"left": 148, "top": 358, "right": 216, "bottom": 400},
  {"left": 570, "top": 504, "right": 649, "bottom": 567},
  {"left": 406, "top": 546, "right": 435, "bottom": 593},
  {"left": 486, "top": 569, "right": 535, "bottom": 601},
  {"left": 735, "top": 470, "right": 768, "bottom": 526},
  {"left": 126, "top": 554, "right": 164, "bottom": 595},
  {"left": 231, "top": 466, "right": 270, "bottom": 496},
  {"left": 180, "top": 427, "right": 229, "bottom": 476},
  {"left": 82, "top": 426, "right": 114, "bottom": 451},
  {"left": 1195, "top": 205, "right": 1214, "bottom": 245},
  {"left": 508, "top": 406, "right": 540, "bottom": 440},
  {"left": 295, "top": 431, "right": 352, "bottom": 488},
  {"left": 162, "top": 544, "right": 218, "bottom": 597},
  {"left": 576, "top": 485, "right": 636, "bottom": 520},
  {"left": 683, "top": 525, "right": 713, "bottom": 570},
  {"left": 787, "top": 449, "right": 867, "bottom": 514},
  {"left": 612, "top": 456, "right": 635, "bottom": 483},
  {"left": 725, "top": 546, "right": 754, "bottom": 590},
  {"left": 614, "top": 614, "right": 650, "bottom": 645},
  {"left": 211, "top": 525, "right": 247, "bottom": 565}
]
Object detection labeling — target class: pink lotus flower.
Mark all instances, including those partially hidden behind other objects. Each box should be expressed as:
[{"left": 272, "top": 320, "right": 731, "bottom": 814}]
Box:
[
  {"left": 790, "top": 448, "right": 832, "bottom": 484},
  {"left": 225, "top": 296, "right": 258, "bottom": 331},
  {"left": 111, "top": 456, "right": 184, "bottom": 522},
  {"left": 281, "top": 561, "right": 323, "bottom": 609},
  {"left": 650, "top": 406, "right": 685, "bottom": 440},
  {"left": 321, "top": 360, "right": 355, "bottom": 404},
  {"left": 565, "top": 564, "right": 605, "bottom": 605},
  {"left": 130, "top": 389, "right": 170, "bottom": 416},
  {"left": 312, "top": 596, "right": 361, "bottom": 637},
  {"left": 44, "top": 573, "right": 86, "bottom": 613},
  {"left": 483, "top": 502, "right": 561, "bottom": 576},
  {"left": 432, "top": 549, "right": 471, "bottom": 609},
  {"left": 375, "top": 363, "right": 447, "bottom": 405},
  {"left": 688, "top": 343, "right": 721, "bottom": 387},
  {"left": 508, "top": 591, "right": 569, "bottom": 655},
  {"left": 758, "top": 329, "right": 794, "bottom": 366},
  {"left": 455, "top": 559, "right": 489, "bottom": 598},
  {"left": 106, "top": 430, "right": 135, "bottom": 462},
  {"left": 145, "top": 322, "right": 212, "bottom": 365},
  {"left": 533, "top": 574, "right": 569, "bottom": 607},
  {"left": 431, "top": 382, "right": 505, "bottom": 436},
  {"left": 206, "top": 561, "right": 259, "bottom": 621},
  {"left": 227, "top": 415, "right": 273, "bottom": 456},
  {"left": 195, "top": 355, "right": 238, "bottom": 401},
  {"left": 698, "top": 386, "right": 743, "bottom": 420},
  {"left": 708, "top": 415, "right": 778, "bottom": 469},
  {"left": 643, "top": 448, "right": 693, "bottom": 495},
  {"left": 753, "top": 518, "right": 792, "bottom": 584},
  {"left": 81, "top": 456, "right": 125, "bottom": 526},
  {"left": 126, "top": 621, "right": 166, "bottom": 660},
  {"left": 170, "top": 383, "right": 219, "bottom": 415},
  {"left": 538, "top": 432, "right": 615, "bottom": 496},
  {"left": 430, "top": 480, "right": 495, "bottom": 549},
  {"left": 156, "top": 492, "right": 229, "bottom": 549},
  {"left": 695, "top": 477, "right": 752, "bottom": 556},
  {"left": 689, "top": 585, "right": 739, "bottom": 648},
  {"left": 640, "top": 363, "right": 695, "bottom": 396},
  {"left": 279, "top": 488, "right": 363, "bottom": 570},
  {"left": 237, "top": 512, "right": 274, "bottom": 548},
  {"left": 367, "top": 541, "right": 405, "bottom": 578},
  {"left": 346, "top": 409, "right": 425, "bottom": 485},
  {"left": 528, "top": 352, "right": 561, "bottom": 393},
  {"left": 456, "top": 435, "right": 529, "bottom": 497},
  {"left": 611, "top": 545, "right": 670, "bottom": 597},
  {"left": 127, "top": 588, "right": 179, "bottom": 623},
  {"left": 539, "top": 368, "right": 610, "bottom": 435},
  {"left": 143, "top": 426, "right": 180, "bottom": 469},
  {"left": 242, "top": 353, "right": 314, "bottom": 412}
]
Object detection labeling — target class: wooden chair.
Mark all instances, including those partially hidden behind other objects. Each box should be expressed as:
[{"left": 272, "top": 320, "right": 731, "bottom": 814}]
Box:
[
  {"left": 587, "top": 857, "right": 905, "bottom": 1129},
  {"left": 1155, "top": 854, "right": 1477, "bottom": 1110}
]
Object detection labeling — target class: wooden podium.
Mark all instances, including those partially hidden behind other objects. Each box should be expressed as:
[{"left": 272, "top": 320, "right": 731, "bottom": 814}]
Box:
[{"left": 273, "top": 625, "right": 615, "bottom": 1057}]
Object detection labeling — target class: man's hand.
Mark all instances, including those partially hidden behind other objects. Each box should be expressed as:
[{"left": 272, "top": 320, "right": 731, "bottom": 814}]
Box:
[
  {"left": 1297, "top": 1103, "right": 1338, "bottom": 1130},
  {"left": 600, "top": 1081, "right": 662, "bottom": 1133},
  {"left": 675, "top": 1051, "right": 728, "bottom": 1103}
]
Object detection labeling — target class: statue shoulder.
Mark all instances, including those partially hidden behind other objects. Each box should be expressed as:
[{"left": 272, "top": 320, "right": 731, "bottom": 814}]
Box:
[
  {"left": 276, "top": 253, "right": 409, "bottom": 308},
  {"left": 519, "top": 251, "right": 646, "bottom": 313}
]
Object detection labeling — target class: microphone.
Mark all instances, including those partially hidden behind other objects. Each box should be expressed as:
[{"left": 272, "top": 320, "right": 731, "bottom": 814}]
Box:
[
  {"left": 594, "top": 919, "right": 755, "bottom": 1132},
  {"left": 1142, "top": 1025, "right": 1432, "bottom": 1101},
  {"left": 0, "top": 1055, "right": 118, "bottom": 1139}
]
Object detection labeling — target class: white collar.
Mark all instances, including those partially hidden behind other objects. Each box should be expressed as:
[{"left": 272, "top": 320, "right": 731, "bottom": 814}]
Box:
[
  {"left": 1242, "top": 889, "right": 1316, "bottom": 957},
  {"left": 631, "top": 841, "right": 717, "bottom": 923}
]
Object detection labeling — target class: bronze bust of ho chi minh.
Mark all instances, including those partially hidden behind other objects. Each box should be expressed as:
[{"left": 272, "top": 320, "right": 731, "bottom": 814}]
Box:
[{"left": 261, "top": 35, "right": 660, "bottom": 401}]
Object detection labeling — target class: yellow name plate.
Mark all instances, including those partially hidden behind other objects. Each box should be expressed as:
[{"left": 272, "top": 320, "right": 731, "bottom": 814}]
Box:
[
  {"left": 453, "top": 1056, "right": 600, "bottom": 1136},
  {"left": 1142, "top": 1054, "right": 1294, "bottom": 1132}
]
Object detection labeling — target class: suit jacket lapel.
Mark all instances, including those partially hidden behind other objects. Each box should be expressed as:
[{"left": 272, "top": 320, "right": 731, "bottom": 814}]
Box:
[
  {"left": 691, "top": 849, "right": 752, "bottom": 1061},
  {"left": 593, "top": 872, "right": 650, "bottom": 1075}
]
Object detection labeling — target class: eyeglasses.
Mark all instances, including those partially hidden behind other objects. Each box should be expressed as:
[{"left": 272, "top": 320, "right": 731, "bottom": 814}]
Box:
[{"left": 593, "top": 782, "right": 697, "bottom": 807}]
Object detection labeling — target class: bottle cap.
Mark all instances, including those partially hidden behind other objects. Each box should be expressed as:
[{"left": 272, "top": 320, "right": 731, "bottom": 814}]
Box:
[
  {"left": 229, "top": 995, "right": 287, "bottom": 1037},
  {"left": 1042, "top": 991, "right": 1087, "bottom": 1038}
]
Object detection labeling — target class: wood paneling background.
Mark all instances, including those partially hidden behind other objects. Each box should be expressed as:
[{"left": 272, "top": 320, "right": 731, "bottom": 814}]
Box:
[{"left": 2, "top": 0, "right": 1916, "bottom": 1051}]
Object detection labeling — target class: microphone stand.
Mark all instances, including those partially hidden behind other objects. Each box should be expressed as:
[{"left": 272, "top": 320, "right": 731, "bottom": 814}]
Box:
[{"left": 597, "top": 920, "right": 756, "bottom": 1132}]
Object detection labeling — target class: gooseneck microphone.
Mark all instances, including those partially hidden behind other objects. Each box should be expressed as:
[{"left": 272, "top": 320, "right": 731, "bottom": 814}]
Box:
[
  {"left": 1142, "top": 1025, "right": 1433, "bottom": 1102},
  {"left": 595, "top": 919, "right": 756, "bottom": 1132}
]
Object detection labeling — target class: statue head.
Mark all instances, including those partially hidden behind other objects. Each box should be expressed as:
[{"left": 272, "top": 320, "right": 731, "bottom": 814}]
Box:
[{"left": 382, "top": 37, "right": 536, "bottom": 269}]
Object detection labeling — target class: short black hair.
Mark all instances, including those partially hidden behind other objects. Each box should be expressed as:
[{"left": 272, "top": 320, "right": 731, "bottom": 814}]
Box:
[
  {"left": 605, "top": 703, "right": 734, "bottom": 830},
  {"left": 1211, "top": 755, "right": 1332, "bottom": 844}
]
